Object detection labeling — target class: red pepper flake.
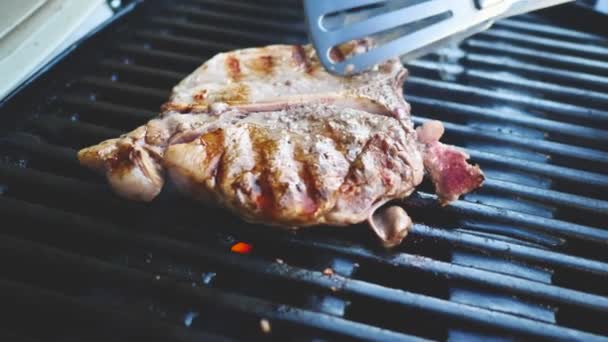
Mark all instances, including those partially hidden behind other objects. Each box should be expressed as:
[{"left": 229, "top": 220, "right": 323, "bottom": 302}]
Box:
[
  {"left": 322, "top": 268, "right": 334, "bottom": 276},
  {"left": 231, "top": 242, "right": 253, "bottom": 254}
]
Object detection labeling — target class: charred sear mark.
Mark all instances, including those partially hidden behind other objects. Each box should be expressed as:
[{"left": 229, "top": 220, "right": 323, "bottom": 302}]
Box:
[
  {"left": 247, "top": 55, "right": 274, "bottom": 76},
  {"left": 338, "top": 136, "right": 375, "bottom": 196},
  {"left": 322, "top": 122, "right": 347, "bottom": 155},
  {"left": 297, "top": 160, "right": 321, "bottom": 217},
  {"left": 248, "top": 126, "right": 278, "bottom": 218},
  {"left": 215, "top": 83, "right": 250, "bottom": 105},
  {"left": 199, "top": 129, "right": 225, "bottom": 167},
  {"left": 225, "top": 55, "right": 242, "bottom": 81},
  {"left": 161, "top": 102, "right": 196, "bottom": 113},
  {"left": 292, "top": 45, "right": 315, "bottom": 75},
  {"left": 197, "top": 129, "right": 225, "bottom": 186},
  {"left": 213, "top": 145, "right": 226, "bottom": 191}
]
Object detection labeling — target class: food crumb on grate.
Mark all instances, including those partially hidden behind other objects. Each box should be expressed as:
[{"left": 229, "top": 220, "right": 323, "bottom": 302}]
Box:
[
  {"left": 260, "top": 318, "right": 271, "bottom": 334},
  {"left": 155, "top": 275, "right": 160, "bottom": 280},
  {"left": 323, "top": 268, "right": 334, "bottom": 276},
  {"left": 201, "top": 271, "right": 217, "bottom": 285},
  {"left": 275, "top": 258, "right": 284, "bottom": 264},
  {"left": 330, "top": 286, "right": 338, "bottom": 292},
  {"left": 183, "top": 311, "right": 199, "bottom": 327}
]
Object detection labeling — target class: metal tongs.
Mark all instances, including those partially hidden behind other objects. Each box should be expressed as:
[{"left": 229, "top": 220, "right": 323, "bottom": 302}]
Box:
[{"left": 304, "top": 0, "right": 574, "bottom": 76}]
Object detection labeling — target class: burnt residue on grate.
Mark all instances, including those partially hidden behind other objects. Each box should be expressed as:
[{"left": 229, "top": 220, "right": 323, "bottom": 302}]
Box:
[{"left": 1, "top": 0, "right": 608, "bottom": 341}]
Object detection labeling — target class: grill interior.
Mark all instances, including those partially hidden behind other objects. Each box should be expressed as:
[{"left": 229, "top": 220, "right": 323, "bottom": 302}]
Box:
[{"left": 1, "top": 0, "right": 607, "bottom": 341}]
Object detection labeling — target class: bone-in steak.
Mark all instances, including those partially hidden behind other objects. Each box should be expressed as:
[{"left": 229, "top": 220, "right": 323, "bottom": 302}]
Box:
[{"left": 78, "top": 41, "right": 484, "bottom": 247}]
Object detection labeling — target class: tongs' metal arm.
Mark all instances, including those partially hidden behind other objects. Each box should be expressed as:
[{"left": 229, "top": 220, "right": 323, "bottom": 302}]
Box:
[
  {"left": 305, "top": 0, "right": 574, "bottom": 76},
  {"left": 498, "top": 0, "right": 574, "bottom": 19}
]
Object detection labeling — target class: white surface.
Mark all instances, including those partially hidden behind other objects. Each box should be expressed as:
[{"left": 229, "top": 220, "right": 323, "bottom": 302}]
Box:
[
  {"left": 0, "top": 0, "right": 47, "bottom": 40},
  {"left": 0, "top": 0, "right": 113, "bottom": 100}
]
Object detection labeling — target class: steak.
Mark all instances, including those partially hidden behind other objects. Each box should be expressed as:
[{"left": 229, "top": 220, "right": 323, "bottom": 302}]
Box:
[{"left": 78, "top": 42, "right": 484, "bottom": 247}]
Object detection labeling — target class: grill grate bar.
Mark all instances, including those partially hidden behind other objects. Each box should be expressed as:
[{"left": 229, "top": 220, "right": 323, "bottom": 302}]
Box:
[
  {"left": 282, "top": 234, "right": 608, "bottom": 313},
  {"left": 61, "top": 95, "right": 157, "bottom": 122},
  {"left": 80, "top": 76, "right": 168, "bottom": 101},
  {"left": 407, "top": 77, "right": 608, "bottom": 125},
  {"left": 183, "top": 0, "right": 302, "bottom": 19},
  {"left": 467, "top": 149, "right": 608, "bottom": 190},
  {"left": 482, "top": 178, "right": 608, "bottom": 215},
  {"left": 1, "top": 134, "right": 78, "bottom": 167},
  {"left": 30, "top": 116, "right": 120, "bottom": 145},
  {"left": 409, "top": 59, "right": 608, "bottom": 107},
  {"left": 459, "top": 222, "right": 564, "bottom": 247},
  {"left": 0, "top": 198, "right": 606, "bottom": 340},
  {"left": 410, "top": 225, "right": 608, "bottom": 276},
  {"left": 147, "top": 17, "right": 278, "bottom": 45},
  {"left": 134, "top": 30, "right": 239, "bottom": 54},
  {"left": 115, "top": 43, "right": 203, "bottom": 66},
  {"left": 406, "top": 95, "right": 607, "bottom": 147},
  {"left": 478, "top": 29, "right": 608, "bottom": 60},
  {"left": 0, "top": 278, "right": 230, "bottom": 342},
  {"left": 462, "top": 52, "right": 608, "bottom": 92},
  {"left": 463, "top": 39, "right": 608, "bottom": 76},
  {"left": 99, "top": 60, "right": 185, "bottom": 83},
  {"left": 494, "top": 18, "right": 606, "bottom": 41},
  {"left": 168, "top": 5, "right": 306, "bottom": 34},
  {"left": 408, "top": 192, "right": 608, "bottom": 244}
]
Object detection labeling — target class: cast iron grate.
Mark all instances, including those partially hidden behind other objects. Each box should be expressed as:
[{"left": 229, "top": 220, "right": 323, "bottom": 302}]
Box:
[{"left": 0, "top": 0, "right": 607, "bottom": 341}]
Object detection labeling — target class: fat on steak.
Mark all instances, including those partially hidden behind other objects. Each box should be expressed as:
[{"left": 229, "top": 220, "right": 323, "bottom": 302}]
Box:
[{"left": 78, "top": 41, "right": 484, "bottom": 247}]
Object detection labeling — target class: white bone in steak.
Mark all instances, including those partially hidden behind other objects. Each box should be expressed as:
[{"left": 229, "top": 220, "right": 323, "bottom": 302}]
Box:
[{"left": 78, "top": 41, "right": 484, "bottom": 247}]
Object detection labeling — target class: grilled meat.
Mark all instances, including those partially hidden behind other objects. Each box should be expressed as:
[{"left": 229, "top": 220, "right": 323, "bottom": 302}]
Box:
[{"left": 78, "top": 42, "right": 484, "bottom": 246}]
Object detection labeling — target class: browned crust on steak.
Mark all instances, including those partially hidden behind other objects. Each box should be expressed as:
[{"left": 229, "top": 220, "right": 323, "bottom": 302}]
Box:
[
  {"left": 247, "top": 55, "right": 275, "bottom": 76},
  {"left": 292, "top": 45, "right": 315, "bottom": 74},
  {"left": 225, "top": 55, "right": 242, "bottom": 81}
]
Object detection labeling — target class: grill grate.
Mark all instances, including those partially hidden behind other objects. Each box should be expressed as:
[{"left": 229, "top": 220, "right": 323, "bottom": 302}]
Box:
[{"left": 1, "top": 0, "right": 607, "bottom": 340}]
